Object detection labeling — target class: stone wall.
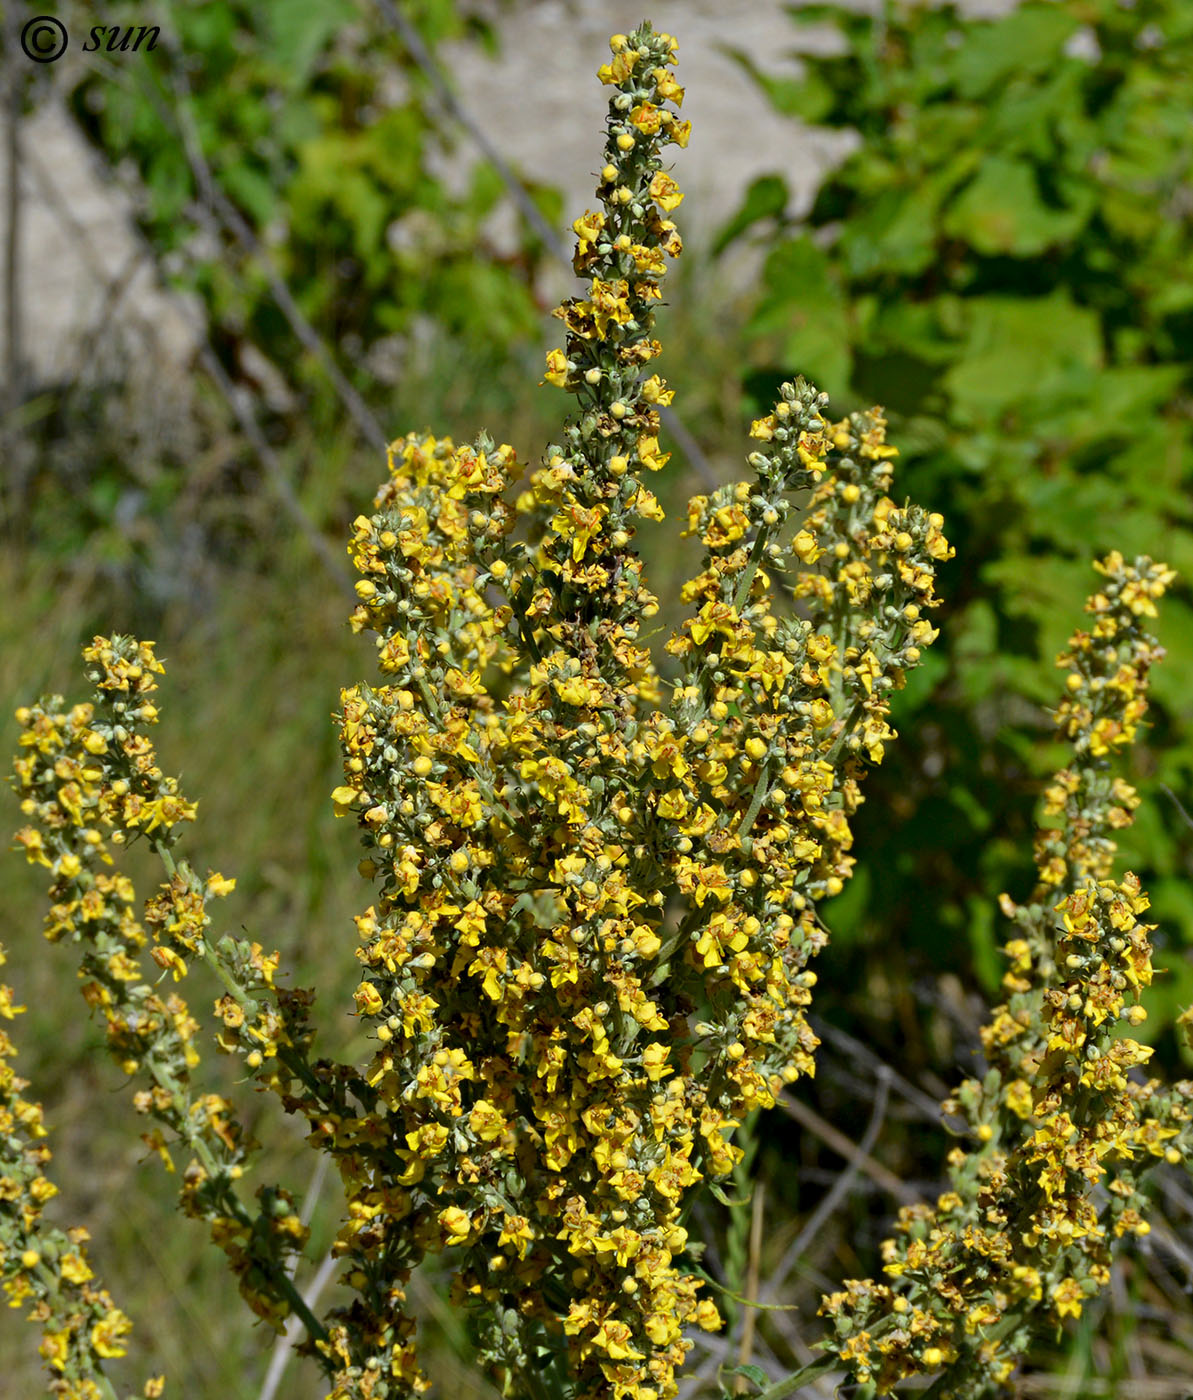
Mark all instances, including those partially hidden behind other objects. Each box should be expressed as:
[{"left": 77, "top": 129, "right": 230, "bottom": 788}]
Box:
[{"left": 1, "top": 0, "right": 1016, "bottom": 395}]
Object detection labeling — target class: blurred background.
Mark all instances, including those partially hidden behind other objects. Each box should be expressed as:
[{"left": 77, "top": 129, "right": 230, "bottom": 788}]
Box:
[{"left": 2, "top": 0, "right": 1192, "bottom": 1394}]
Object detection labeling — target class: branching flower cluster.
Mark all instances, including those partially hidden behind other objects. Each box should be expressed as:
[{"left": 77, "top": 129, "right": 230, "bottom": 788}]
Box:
[
  {"left": 7, "top": 640, "right": 343, "bottom": 1366},
  {"left": 331, "top": 21, "right": 948, "bottom": 1400},
  {"left": 0, "top": 937, "right": 149, "bottom": 1400},
  {"left": 819, "top": 552, "right": 1192, "bottom": 1396},
  {"left": 6, "top": 20, "right": 950, "bottom": 1400},
  {"left": 6, "top": 18, "right": 1188, "bottom": 1400}
]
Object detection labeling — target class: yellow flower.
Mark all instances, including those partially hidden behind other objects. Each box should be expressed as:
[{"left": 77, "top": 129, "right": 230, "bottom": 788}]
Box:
[
  {"left": 60, "top": 1251, "right": 94, "bottom": 1285},
  {"left": 573, "top": 209, "right": 605, "bottom": 242},
  {"left": 636, "top": 434, "right": 670, "bottom": 472},
  {"left": 551, "top": 501, "right": 607, "bottom": 562},
  {"left": 631, "top": 103, "right": 662, "bottom": 135},
  {"left": 554, "top": 677, "right": 593, "bottom": 707},
  {"left": 649, "top": 171, "right": 684, "bottom": 212},
  {"left": 543, "top": 348, "right": 570, "bottom": 387},
  {"left": 90, "top": 1308, "right": 133, "bottom": 1359},
  {"left": 468, "top": 1099, "right": 509, "bottom": 1142},
  {"left": 354, "top": 981, "right": 384, "bottom": 1017},
  {"left": 634, "top": 486, "right": 666, "bottom": 522},
  {"left": 640, "top": 374, "right": 674, "bottom": 406},
  {"left": 331, "top": 785, "right": 361, "bottom": 812},
  {"left": 438, "top": 1205, "right": 474, "bottom": 1247},
  {"left": 1051, "top": 1278, "right": 1084, "bottom": 1320},
  {"left": 597, "top": 49, "right": 638, "bottom": 85}
]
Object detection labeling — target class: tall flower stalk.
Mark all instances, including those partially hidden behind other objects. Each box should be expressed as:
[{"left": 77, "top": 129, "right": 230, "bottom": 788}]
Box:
[
  {"left": 819, "top": 552, "right": 1193, "bottom": 1396},
  {"left": 7, "top": 20, "right": 954, "bottom": 1400},
  {"left": 8, "top": 640, "right": 345, "bottom": 1374},
  {"left": 334, "top": 21, "right": 948, "bottom": 1400}
]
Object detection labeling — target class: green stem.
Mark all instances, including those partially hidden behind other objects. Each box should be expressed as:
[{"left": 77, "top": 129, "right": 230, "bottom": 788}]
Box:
[
  {"left": 750, "top": 1354, "right": 839, "bottom": 1400},
  {"left": 731, "top": 525, "right": 773, "bottom": 615},
  {"left": 155, "top": 839, "right": 340, "bottom": 1108},
  {"left": 415, "top": 675, "right": 443, "bottom": 723},
  {"left": 736, "top": 762, "right": 774, "bottom": 847},
  {"left": 146, "top": 846, "right": 333, "bottom": 1354},
  {"left": 823, "top": 698, "right": 865, "bottom": 770},
  {"left": 153, "top": 838, "right": 178, "bottom": 879},
  {"left": 504, "top": 576, "right": 545, "bottom": 663},
  {"left": 261, "top": 1254, "right": 332, "bottom": 1349}
]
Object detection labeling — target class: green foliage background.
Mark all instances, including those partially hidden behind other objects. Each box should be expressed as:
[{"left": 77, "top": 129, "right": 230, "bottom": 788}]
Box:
[
  {"left": 720, "top": 0, "right": 1193, "bottom": 1079},
  {"left": 3, "top": 0, "right": 1193, "bottom": 1394}
]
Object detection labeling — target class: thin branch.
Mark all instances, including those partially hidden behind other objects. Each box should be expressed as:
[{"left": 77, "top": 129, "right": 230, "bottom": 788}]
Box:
[
  {"left": 374, "top": 0, "right": 567, "bottom": 261},
  {"left": 64, "top": 245, "right": 146, "bottom": 388},
  {"left": 810, "top": 1015, "right": 944, "bottom": 1123},
  {"left": 760, "top": 1067, "right": 892, "bottom": 1309},
  {"left": 1160, "top": 784, "right": 1193, "bottom": 836},
  {"left": 659, "top": 397, "right": 720, "bottom": 491},
  {"left": 257, "top": 1249, "right": 340, "bottom": 1400},
  {"left": 776, "top": 1090, "right": 919, "bottom": 1208},
  {"left": 296, "top": 1153, "right": 331, "bottom": 1236},
  {"left": 196, "top": 341, "right": 355, "bottom": 591},
  {"left": 1146, "top": 1217, "right": 1193, "bottom": 1289},
  {"left": 151, "top": 2, "right": 389, "bottom": 452},
  {"left": 735, "top": 1178, "right": 767, "bottom": 1393}
]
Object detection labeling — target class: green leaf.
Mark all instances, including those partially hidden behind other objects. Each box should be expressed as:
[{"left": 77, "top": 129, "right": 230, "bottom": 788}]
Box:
[
  {"left": 749, "top": 236, "right": 851, "bottom": 395},
  {"left": 714, "top": 175, "right": 790, "bottom": 257},
  {"left": 979, "top": 554, "right": 1095, "bottom": 673},
  {"left": 942, "top": 157, "right": 1090, "bottom": 256},
  {"left": 840, "top": 185, "right": 942, "bottom": 280},
  {"left": 707, "top": 1180, "right": 752, "bottom": 1208},
  {"left": 1089, "top": 366, "right": 1188, "bottom": 428},
  {"left": 726, "top": 1364, "right": 770, "bottom": 1392},
  {"left": 265, "top": 0, "right": 356, "bottom": 84},
  {"left": 869, "top": 302, "right": 956, "bottom": 365},
  {"left": 359, "top": 107, "right": 426, "bottom": 192},
  {"left": 942, "top": 293, "right": 1102, "bottom": 421},
  {"left": 949, "top": 4, "right": 1080, "bottom": 99},
  {"left": 688, "top": 1264, "right": 798, "bottom": 1312},
  {"left": 751, "top": 1355, "right": 840, "bottom": 1400},
  {"left": 221, "top": 161, "right": 278, "bottom": 227},
  {"left": 1029, "top": 476, "right": 1152, "bottom": 555},
  {"left": 984, "top": 67, "right": 1089, "bottom": 161}
]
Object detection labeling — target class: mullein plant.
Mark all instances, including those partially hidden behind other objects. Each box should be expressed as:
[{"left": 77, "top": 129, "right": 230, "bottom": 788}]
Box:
[
  {"left": 331, "top": 19, "right": 947, "bottom": 1400},
  {"left": 818, "top": 552, "right": 1193, "bottom": 1397},
  {"left": 6, "top": 21, "right": 947, "bottom": 1399},
  {"left": 10, "top": 18, "right": 1180, "bottom": 1400}
]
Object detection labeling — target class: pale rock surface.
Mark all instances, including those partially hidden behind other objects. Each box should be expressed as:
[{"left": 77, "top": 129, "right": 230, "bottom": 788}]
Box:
[
  {"left": 1, "top": 0, "right": 1017, "bottom": 393},
  {"left": 0, "top": 98, "right": 203, "bottom": 394}
]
